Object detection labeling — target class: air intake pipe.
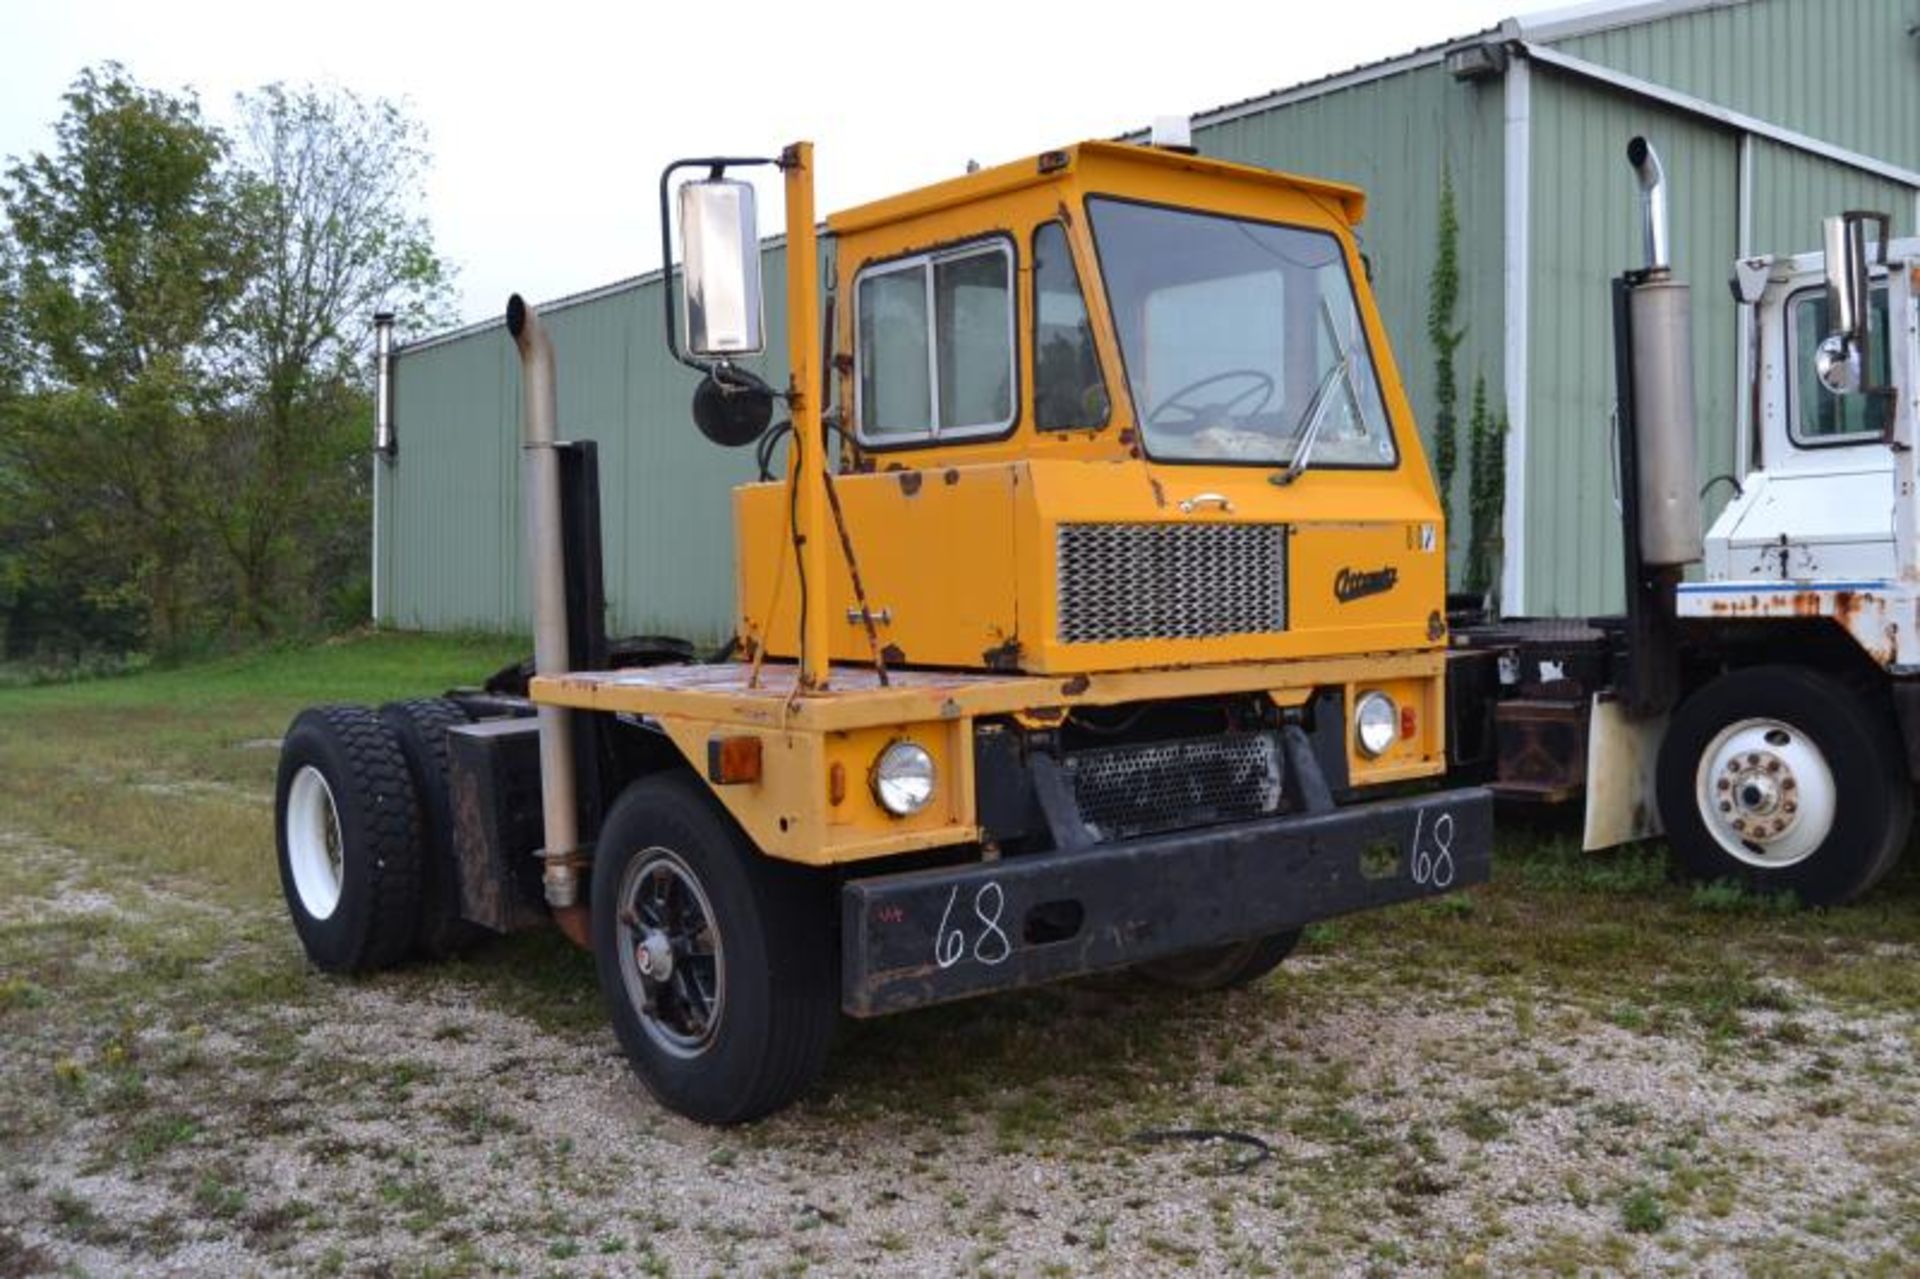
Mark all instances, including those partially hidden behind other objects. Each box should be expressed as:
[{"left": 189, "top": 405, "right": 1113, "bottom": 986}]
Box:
[
  {"left": 1622, "top": 137, "right": 1701, "bottom": 568},
  {"left": 507, "top": 294, "right": 589, "bottom": 948}
]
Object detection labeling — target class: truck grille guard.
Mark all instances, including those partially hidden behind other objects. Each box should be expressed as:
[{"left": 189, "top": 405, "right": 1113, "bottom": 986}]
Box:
[{"left": 1064, "top": 731, "right": 1284, "bottom": 843}]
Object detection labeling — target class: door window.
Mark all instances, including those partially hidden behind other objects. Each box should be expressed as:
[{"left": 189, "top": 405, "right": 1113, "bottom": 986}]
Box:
[
  {"left": 1789, "top": 286, "right": 1891, "bottom": 445},
  {"left": 856, "top": 241, "right": 1015, "bottom": 443},
  {"left": 1032, "top": 222, "right": 1108, "bottom": 430}
]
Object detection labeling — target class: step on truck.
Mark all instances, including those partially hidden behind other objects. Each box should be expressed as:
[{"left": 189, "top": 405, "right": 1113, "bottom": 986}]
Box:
[
  {"left": 1452, "top": 139, "right": 1920, "bottom": 908},
  {"left": 274, "top": 129, "right": 1495, "bottom": 1124}
]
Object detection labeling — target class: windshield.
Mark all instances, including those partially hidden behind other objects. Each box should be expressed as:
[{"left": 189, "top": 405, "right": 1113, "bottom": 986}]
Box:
[{"left": 1087, "top": 198, "right": 1396, "bottom": 469}]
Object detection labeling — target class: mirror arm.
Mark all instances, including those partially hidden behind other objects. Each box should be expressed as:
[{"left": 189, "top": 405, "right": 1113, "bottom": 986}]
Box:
[{"left": 658, "top": 155, "right": 781, "bottom": 377}]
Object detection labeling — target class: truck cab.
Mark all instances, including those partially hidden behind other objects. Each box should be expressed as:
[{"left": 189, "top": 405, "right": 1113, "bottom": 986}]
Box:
[
  {"left": 1702, "top": 241, "right": 1916, "bottom": 591},
  {"left": 736, "top": 142, "right": 1445, "bottom": 685},
  {"left": 271, "top": 136, "right": 1492, "bottom": 1126}
]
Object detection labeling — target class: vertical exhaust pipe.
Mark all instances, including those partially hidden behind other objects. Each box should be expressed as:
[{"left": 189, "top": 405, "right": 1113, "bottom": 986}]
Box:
[
  {"left": 370, "top": 311, "right": 396, "bottom": 625},
  {"left": 1622, "top": 137, "right": 1701, "bottom": 569},
  {"left": 506, "top": 294, "right": 589, "bottom": 947},
  {"left": 373, "top": 311, "right": 397, "bottom": 456},
  {"left": 1627, "top": 136, "right": 1670, "bottom": 273}
]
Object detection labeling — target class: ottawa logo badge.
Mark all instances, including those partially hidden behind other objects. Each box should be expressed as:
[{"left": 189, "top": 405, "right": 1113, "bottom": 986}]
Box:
[{"left": 1334, "top": 565, "right": 1398, "bottom": 602}]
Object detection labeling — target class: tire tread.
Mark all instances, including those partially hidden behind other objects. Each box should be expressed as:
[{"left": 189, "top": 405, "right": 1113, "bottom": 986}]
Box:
[
  {"left": 381, "top": 697, "right": 487, "bottom": 959},
  {"left": 278, "top": 704, "right": 422, "bottom": 972}
]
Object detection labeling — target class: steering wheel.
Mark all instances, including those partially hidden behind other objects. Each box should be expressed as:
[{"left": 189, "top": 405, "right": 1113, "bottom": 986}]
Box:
[{"left": 1146, "top": 369, "right": 1275, "bottom": 435}]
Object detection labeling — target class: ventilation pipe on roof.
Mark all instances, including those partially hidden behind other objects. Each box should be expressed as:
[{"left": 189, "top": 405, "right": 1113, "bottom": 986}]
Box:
[
  {"left": 373, "top": 311, "right": 397, "bottom": 457},
  {"left": 370, "top": 311, "right": 396, "bottom": 624}
]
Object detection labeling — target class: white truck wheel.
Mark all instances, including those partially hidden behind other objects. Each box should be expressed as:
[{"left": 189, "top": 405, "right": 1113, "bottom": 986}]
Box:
[{"left": 1657, "top": 666, "right": 1910, "bottom": 906}]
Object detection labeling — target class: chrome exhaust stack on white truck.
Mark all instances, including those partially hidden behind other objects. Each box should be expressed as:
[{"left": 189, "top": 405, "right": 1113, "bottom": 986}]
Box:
[
  {"left": 1624, "top": 137, "right": 1704, "bottom": 571},
  {"left": 1611, "top": 137, "right": 1702, "bottom": 716}
]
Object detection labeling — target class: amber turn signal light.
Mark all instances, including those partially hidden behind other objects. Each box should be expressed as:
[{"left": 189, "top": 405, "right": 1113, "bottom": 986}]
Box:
[{"left": 706, "top": 735, "right": 763, "bottom": 785}]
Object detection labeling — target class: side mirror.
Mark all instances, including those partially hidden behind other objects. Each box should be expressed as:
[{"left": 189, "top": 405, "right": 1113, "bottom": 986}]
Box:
[
  {"left": 1817, "top": 211, "right": 1888, "bottom": 395},
  {"left": 678, "top": 178, "right": 765, "bottom": 358}
]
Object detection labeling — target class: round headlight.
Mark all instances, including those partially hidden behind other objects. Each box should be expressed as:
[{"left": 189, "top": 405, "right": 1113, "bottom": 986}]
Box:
[
  {"left": 872, "top": 740, "right": 936, "bottom": 816},
  {"left": 1354, "top": 691, "right": 1398, "bottom": 759}
]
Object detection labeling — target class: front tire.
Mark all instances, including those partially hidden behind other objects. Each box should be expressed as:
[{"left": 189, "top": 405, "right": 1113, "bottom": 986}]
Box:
[
  {"left": 1150, "top": 931, "right": 1301, "bottom": 991},
  {"left": 591, "top": 773, "right": 835, "bottom": 1125},
  {"left": 274, "top": 706, "right": 422, "bottom": 973},
  {"left": 1657, "top": 665, "right": 1911, "bottom": 906}
]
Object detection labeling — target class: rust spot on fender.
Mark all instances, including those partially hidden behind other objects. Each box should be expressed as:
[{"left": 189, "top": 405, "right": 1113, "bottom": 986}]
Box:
[
  {"left": 1148, "top": 477, "right": 1167, "bottom": 508},
  {"left": 943, "top": 468, "right": 959, "bottom": 486},
  {"left": 898, "top": 471, "right": 923, "bottom": 496},
  {"left": 982, "top": 638, "right": 1023, "bottom": 671},
  {"left": 1061, "top": 674, "right": 1091, "bottom": 696}
]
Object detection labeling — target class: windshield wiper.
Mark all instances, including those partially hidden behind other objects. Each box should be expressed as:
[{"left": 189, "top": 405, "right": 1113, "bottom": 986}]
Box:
[
  {"left": 1273, "top": 297, "right": 1365, "bottom": 486},
  {"left": 1271, "top": 351, "right": 1351, "bottom": 486}
]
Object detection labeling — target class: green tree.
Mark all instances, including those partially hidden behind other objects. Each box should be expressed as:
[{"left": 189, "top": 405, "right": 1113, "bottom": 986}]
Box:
[
  {"left": 215, "top": 84, "right": 452, "bottom": 634},
  {"left": 0, "top": 64, "right": 244, "bottom": 654},
  {"left": 1426, "top": 167, "right": 1463, "bottom": 543}
]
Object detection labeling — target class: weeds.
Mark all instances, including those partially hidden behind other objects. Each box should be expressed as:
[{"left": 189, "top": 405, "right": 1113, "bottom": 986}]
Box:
[{"left": 2, "top": 632, "right": 1919, "bottom": 1274}]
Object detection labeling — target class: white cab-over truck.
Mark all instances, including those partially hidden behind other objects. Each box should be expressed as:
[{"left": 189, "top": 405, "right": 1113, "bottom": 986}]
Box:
[{"left": 1453, "top": 141, "right": 1920, "bottom": 907}]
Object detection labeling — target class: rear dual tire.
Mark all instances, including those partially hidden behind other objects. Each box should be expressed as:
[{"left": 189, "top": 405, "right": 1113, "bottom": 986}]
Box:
[
  {"left": 274, "top": 706, "right": 423, "bottom": 973},
  {"left": 380, "top": 697, "right": 488, "bottom": 959}
]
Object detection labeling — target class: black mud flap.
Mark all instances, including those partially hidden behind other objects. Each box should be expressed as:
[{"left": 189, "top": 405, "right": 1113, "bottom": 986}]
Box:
[{"left": 841, "top": 787, "right": 1492, "bottom": 1016}]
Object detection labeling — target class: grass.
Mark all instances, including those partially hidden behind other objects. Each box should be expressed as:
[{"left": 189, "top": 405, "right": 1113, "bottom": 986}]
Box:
[{"left": 2, "top": 630, "right": 1919, "bottom": 1275}]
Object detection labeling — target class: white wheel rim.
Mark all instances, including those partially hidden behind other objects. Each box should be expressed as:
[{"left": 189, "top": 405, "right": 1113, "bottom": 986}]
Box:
[
  {"left": 287, "top": 765, "right": 346, "bottom": 920},
  {"left": 1694, "top": 717, "right": 1837, "bottom": 869}
]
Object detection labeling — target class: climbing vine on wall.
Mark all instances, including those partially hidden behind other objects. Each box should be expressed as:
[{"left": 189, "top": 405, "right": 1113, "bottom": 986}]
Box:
[
  {"left": 1464, "top": 373, "right": 1508, "bottom": 603},
  {"left": 1426, "top": 167, "right": 1463, "bottom": 541}
]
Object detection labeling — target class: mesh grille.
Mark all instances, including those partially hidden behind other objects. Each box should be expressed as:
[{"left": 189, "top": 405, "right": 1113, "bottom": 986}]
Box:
[
  {"left": 1056, "top": 523, "right": 1287, "bottom": 643},
  {"left": 1065, "top": 733, "right": 1282, "bottom": 843}
]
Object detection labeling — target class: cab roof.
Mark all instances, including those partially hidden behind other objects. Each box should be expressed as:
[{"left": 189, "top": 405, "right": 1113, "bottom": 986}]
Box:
[{"left": 826, "top": 140, "right": 1367, "bottom": 236}]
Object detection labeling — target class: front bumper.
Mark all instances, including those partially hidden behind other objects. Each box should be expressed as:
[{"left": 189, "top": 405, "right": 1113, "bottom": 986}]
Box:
[{"left": 841, "top": 786, "right": 1492, "bottom": 1015}]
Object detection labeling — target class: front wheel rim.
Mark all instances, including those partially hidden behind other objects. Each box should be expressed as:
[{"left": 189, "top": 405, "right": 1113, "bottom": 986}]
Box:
[
  {"left": 1693, "top": 717, "right": 1838, "bottom": 869},
  {"left": 286, "top": 765, "right": 346, "bottom": 919},
  {"left": 616, "top": 848, "right": 725, "bottom": 1058}
]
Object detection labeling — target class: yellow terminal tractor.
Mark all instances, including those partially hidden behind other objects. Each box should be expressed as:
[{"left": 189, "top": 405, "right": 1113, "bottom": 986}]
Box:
[{"left": 272, "top": 133, "right": 1492, "bottom": 1124}]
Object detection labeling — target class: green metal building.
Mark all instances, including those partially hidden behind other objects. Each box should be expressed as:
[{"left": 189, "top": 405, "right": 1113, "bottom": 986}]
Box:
[{"left": 374, "top": 0, "right": 1920, "bottom": 636}]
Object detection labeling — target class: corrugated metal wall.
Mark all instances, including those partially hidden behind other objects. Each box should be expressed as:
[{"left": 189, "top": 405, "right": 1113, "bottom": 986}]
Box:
[
  {"left": 377, "top": 0, "right": 1920, "bottom": 633},
  {"left": 1748, "top": 139, "right": 1918, "bottom": 253},
  {"left": 1513, "top": 0, "right": 1920, "bottom": 614},
  {"left": 378, "top": 251, "right": 791, "bottom": 642},
  {"left": 1195, "top": 64, "right": 1507, "bottom": 576},
  {"left": 1556, "top": 0, "right": 1920, "bottom": 170},
  {"left": 1522, "top": 74, "right": 1741, "bottom": 615}
]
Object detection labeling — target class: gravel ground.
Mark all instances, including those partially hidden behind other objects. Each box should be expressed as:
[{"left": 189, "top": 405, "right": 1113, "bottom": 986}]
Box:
[{"left": 5, "top": 826, "right": 1918, "bottom": 1279}]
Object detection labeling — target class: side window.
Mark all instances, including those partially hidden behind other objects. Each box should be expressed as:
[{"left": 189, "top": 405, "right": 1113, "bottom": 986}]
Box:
[
  {"left": 1791, "top": 286, "right": 1891, "bottom": 444},
  {"left": 1032, "top": 222, "right": 1108, "bottom": 430},
  {"left": 856, "top": 241, "right": 1014, "bottom": 443}
]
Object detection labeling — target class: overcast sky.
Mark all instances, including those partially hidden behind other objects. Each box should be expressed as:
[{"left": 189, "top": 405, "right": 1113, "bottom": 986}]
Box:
[{"left": 1, "top": 0, "right": 1532, "bottom": 333}]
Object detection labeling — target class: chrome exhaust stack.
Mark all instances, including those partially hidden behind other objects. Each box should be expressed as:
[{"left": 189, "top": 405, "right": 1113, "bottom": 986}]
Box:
[
  {"left": 1627, "top": 135, "right": 1670, "bottom": 274},
  {"left": 1611, "top": 137, "right": 1701, "bottom": 718},
  {"left": 506, "top": 294, "right": 588, "bottom": 942},
  {"left": 1622, "top": 137, "right": 1701, "bottom": 569}
]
